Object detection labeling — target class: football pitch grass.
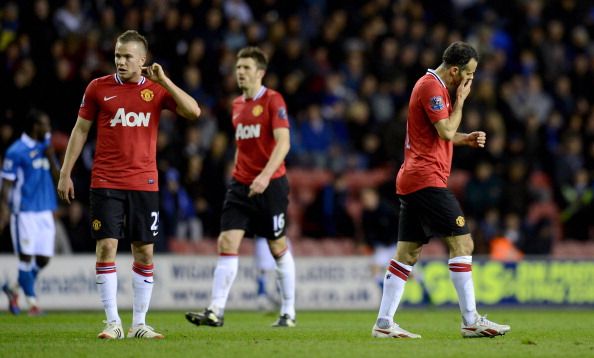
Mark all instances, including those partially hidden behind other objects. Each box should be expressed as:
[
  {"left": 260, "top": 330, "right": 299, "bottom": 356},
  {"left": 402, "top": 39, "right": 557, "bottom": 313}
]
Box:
[{"left": 1, "top": 308, "right": 593, "bottom": 358}]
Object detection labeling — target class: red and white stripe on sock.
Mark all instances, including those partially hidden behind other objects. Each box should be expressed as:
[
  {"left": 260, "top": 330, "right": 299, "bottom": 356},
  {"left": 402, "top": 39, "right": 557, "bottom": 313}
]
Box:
[
  {"left": 387, "top": 259, "right": 411, "bottom": 281},
  {"left": 132, "top": 262, "right": 154, "bottom": 280},
  {"left": 448, "top": 260, "right": 472, "bottom": 272},
  {"left": 96, "top": 262, "right": 116, "bottom": 275}
]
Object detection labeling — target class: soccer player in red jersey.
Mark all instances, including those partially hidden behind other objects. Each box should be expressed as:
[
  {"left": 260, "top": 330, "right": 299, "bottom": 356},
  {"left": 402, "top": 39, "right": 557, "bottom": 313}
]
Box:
[
  {"left": 57, "top": 30, "right": 200, "bottom": 339},
  {"left": 371, "top": 42, "right": 511, "bottom": 339},
  {"left": 185, "top": 47, "right": 296, "bottom": 328}
]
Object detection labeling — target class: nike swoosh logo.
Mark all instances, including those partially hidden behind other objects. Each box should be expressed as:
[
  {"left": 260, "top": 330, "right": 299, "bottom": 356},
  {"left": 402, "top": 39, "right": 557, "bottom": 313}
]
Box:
[
  {"left": 104, "top": 95, "right": 117, "bottom": 101},
  {"left": 144, "top": 280, "right": 153, "bottom": 284},
  {"left": 274, "top": 230, "right": 283, "bottom": 237},
  {"left": 96, "top": 282, "right": 105, "bottom": 285},
  {"left": 152, "top": 232, "right": 159, "bottom": 237}
]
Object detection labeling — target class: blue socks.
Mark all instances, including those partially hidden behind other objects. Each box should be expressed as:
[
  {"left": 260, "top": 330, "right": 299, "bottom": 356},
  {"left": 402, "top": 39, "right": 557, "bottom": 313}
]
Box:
[{"left": 18, "top": 261, "right": 36, "bottom": 298}]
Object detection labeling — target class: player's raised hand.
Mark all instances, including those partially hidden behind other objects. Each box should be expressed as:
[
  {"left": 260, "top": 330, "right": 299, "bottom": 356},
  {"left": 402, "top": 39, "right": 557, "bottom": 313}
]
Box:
[
  {"left": 465, "top": 131, "right": 486, "bottom": 148},
  {"left": 57, "top": 176, "right": 75, "bottom": 204},
  {"left": 141, "top": 63, "right": 167, "bottom": 83},
  {"left": 456, "top": 78, "right": 473, "bottom": 102}
]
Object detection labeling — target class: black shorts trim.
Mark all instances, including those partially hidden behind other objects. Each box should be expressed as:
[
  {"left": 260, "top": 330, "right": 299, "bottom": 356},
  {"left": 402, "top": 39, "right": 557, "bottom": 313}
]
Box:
[
  {"left": 398, "top": 187, "right": 469, "bottom": 244},
  {"left": 220, "top": 176, "right": 289, "bottom": 240},
  {"left": 89, "top": 188, "right": 160, "bottom": 243}
]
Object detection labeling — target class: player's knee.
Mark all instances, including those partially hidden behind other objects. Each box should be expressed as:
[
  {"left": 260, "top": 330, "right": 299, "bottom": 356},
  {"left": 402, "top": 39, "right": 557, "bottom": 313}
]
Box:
[
  {"left": 449, "top": 235, "right": 474, "bottom": 256},
  {"left": 217, "top": 232, "right": 241, "bottom": 254},
  {"left": 96, "top": 238, "right": 118, "bottom": 261},
  {"left": 131, "top": 242, "right": 154, "bottom": 264},
  {"left": 395, "top": 246, "right": 421, "bottom": 265},
  {"left": 396, "top": 253, "right": 419, "bottom": 266},
  {"left": 268, "top": 238, "right": 288, "bottom": 257}
]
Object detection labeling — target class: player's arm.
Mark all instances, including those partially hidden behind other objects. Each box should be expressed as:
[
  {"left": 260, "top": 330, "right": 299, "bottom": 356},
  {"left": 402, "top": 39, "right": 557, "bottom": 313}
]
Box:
[
  {"left": 433, "top": 79, "right": 473, "bottom": 141},
  {"left": 0, "top": 178, "right": 13, "bottom": 231},
  {"left": 248, "top": 128, "right": 290, "bottom": 197},
  {"left": 142, "top": 63, "right": 201, "bottom": 120},
  {"left": 44, "top": 142, "right": 61, "bottom": 183},
  {"left": 453, "top": 131, "right": 486, "bottom": 148},
  {"left": 57, "top": 117, "right": 93, "bottom": 204}
]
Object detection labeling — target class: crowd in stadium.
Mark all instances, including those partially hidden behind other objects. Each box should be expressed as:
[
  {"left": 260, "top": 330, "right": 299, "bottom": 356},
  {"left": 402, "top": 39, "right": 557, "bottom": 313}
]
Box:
[{"left": 1, "top": 0, "right": 594, "bottom": 255}]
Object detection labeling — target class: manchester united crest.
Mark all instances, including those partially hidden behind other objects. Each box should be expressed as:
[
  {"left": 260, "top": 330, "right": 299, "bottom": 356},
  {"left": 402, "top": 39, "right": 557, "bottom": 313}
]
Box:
[
  {"left": 92, "top": 219, "right": 102, "bottom": 231},
  {"left": 141, "top": 89, "right": 154, "bottom": 102},
  {"left": 252, "top": 105, "right": 263, "bottom": 116},
  {"left": 455, "top": 216, "right": 465, "bottom": 227}
]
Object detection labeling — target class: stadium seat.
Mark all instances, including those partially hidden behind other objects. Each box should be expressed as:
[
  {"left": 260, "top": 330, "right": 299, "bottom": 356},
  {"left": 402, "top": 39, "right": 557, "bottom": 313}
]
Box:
[{"left": 552, "top": 240, "right": 594, "bottom": 259}]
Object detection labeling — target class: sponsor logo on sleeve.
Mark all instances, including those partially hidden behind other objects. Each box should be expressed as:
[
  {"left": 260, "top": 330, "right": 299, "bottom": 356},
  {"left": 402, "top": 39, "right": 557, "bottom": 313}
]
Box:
[
  {"left": 278, "top": 107, "right": 288, "bottom": 120},
  {"left": 429, "top": 96, "right": 444, "bottom": 111}
]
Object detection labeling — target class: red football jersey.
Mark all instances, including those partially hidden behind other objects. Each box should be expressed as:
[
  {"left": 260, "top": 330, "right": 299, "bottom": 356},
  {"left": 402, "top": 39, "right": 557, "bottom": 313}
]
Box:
[
  {"left": 78, "top": 74, "right": 176, "bottom": 191},
  {"left": 396, "top": 69, "right": 453, "bottom": 195},
  {"left": 231, "top": 86, "right": 290, "bottom": 184}
]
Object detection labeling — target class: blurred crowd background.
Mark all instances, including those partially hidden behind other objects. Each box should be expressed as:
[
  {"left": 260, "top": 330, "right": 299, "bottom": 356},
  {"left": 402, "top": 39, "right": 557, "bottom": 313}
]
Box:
[{"left": 2, "top": 0, "right": 594, "bottom": 258}]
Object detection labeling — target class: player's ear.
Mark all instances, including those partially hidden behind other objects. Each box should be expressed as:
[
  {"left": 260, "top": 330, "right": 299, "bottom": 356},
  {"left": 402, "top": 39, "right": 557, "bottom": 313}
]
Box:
[{"left": 450, "top": 65, "right": 459, "bottom": 77}]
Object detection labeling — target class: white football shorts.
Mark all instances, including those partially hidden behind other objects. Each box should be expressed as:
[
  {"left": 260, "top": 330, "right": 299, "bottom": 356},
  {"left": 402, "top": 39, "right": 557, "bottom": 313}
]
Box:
[{"left": 10, "top": 211, "right": 55, "bottom": 257}]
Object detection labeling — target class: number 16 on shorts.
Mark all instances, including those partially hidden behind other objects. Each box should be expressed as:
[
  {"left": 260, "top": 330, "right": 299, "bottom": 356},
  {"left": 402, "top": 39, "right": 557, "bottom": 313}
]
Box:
[{"left": 273, "top": 213, "right": 285, "bottom": 238}]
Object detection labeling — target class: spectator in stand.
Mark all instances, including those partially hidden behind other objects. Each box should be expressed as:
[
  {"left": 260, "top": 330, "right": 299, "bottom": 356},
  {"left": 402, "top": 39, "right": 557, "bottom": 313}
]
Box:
[{"left": 2, "top": 0, "right": 594, "bottom": 255}]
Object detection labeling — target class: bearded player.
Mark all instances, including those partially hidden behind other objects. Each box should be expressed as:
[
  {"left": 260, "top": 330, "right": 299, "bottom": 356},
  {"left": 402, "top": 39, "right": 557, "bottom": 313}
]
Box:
[{"left": 371, "top": 42, "right": 511, "bottom": 339}]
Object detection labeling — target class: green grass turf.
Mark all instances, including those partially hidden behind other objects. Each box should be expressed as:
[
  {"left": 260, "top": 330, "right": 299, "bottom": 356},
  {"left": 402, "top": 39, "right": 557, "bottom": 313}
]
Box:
[{"left": 1, "top": 309, "right": 593, "bottom": 358}]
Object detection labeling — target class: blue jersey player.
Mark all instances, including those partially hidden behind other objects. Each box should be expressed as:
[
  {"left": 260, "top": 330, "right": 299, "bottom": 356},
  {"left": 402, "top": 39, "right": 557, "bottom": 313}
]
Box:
[{"left": 0, "top": 110, "right": 59, "bottom": 316}]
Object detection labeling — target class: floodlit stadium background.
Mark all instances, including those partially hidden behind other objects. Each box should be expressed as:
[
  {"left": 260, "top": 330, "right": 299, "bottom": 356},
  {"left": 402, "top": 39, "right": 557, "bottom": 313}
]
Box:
[{"left": 1, "top": 0, "right": 594, "bottom": 309}]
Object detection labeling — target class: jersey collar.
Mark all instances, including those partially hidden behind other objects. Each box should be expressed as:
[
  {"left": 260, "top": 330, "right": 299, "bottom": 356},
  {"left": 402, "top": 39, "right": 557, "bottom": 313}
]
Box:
[
  {"left": 243, "top": 86, "right": 267, "bottom": 102},
  {"left": 114, "top": 73, "right": 147, "bottom": 85},
  {"left": 427, "top": 69, "right": 446, "bottom": 88},
  {"left": 21, "top": 133, "right": 37, "bottom": 148}
]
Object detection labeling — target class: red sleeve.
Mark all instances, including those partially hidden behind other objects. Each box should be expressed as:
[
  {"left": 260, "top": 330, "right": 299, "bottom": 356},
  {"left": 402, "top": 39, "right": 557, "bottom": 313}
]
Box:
[
  {"left": 160, "top": 88, "right": 177, "bottom": 113},
  {"left": 78, "top": 79, "right": 98, "bottom": 121},
  {"left": 269, "top": 92, "right": 290, "bottom": 129},
  {"left": 418, "top": 81, "right": 449, "bottom": 124}
]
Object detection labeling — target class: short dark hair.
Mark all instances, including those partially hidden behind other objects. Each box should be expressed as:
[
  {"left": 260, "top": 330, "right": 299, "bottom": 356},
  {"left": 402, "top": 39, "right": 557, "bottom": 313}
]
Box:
[
  {"left": 237, "top": 47, "right": 268, "bottom": 70},
  {"left": 24, "top": 109, "right": 46, "bottom": 134},
  {"left": 442, "top": 42, "right": 478, "bottom": 69},
  {"left": 116, "top": 30, "right": 148, "bottom": 53}
]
